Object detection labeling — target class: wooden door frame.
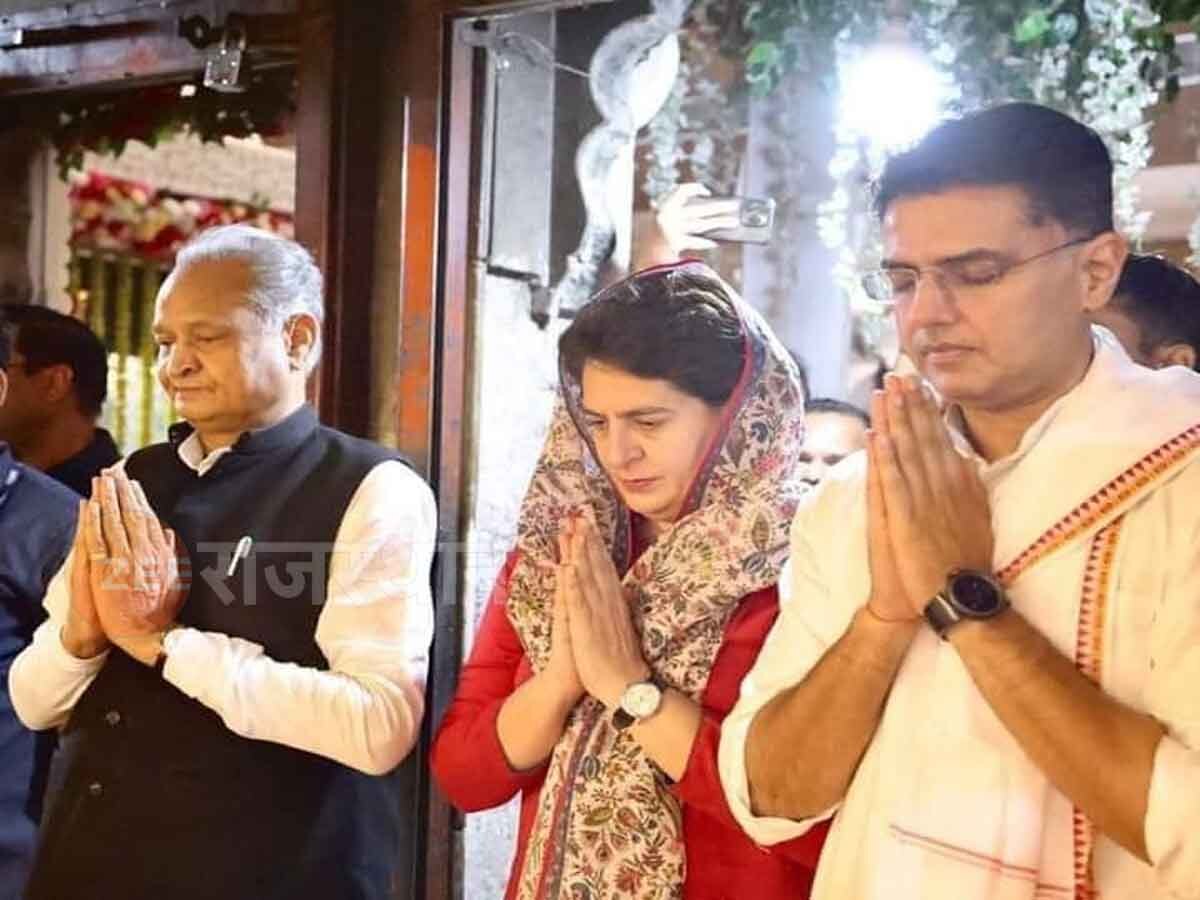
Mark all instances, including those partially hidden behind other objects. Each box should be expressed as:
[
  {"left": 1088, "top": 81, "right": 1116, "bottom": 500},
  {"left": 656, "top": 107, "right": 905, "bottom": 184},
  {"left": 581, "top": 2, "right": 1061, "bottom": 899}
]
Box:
[
  {"left": 295, "top": 3, "right": 525, "bottom": 896},
  {"left": 373, "top": 6, "right": 478, "bottom": 898},
  {"left": 364, "top": 3, "right": 617, "bottom": 898}
]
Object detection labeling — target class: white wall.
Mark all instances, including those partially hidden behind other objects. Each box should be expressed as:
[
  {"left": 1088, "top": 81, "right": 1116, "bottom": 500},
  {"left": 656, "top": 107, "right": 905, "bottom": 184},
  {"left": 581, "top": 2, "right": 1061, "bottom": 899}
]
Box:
[{"left": 459, "top": 273, "right": 567, "bottom": 898}]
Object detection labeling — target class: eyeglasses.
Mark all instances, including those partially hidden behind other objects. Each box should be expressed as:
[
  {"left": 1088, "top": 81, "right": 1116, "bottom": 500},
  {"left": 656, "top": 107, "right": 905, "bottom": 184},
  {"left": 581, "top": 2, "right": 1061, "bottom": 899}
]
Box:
[{"left": 860, "top": 234, "right": 1098, "bottom": 306}]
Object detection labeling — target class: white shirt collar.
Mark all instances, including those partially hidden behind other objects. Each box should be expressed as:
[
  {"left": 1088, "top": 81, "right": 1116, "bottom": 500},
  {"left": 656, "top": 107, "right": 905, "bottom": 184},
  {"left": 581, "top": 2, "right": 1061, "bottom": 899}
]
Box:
[
  {"left": 176, "top": 431, "right": 233, "bottom": 477},
  {"left": 944, "top": 327, "right": 1118, "bottom": 481}
]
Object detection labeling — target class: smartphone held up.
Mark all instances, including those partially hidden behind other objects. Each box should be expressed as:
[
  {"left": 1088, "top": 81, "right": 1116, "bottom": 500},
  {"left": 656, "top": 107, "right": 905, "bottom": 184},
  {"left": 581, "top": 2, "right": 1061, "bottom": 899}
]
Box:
[{"left": 685, "top": 195, "right": 777, "bottom": 245}]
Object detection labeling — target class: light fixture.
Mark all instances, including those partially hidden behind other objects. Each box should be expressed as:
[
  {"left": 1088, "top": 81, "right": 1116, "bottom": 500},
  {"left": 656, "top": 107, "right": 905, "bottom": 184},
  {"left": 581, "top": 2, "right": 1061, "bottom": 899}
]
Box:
[
  {"left": 203, "top": 17, "right": 247, "bottom": 94},
  {"left": 839, "top": 33, "right": 952, "bottom": 152},
  {"left": 180, "top": 14, "right": 251, "bottom": 94}
]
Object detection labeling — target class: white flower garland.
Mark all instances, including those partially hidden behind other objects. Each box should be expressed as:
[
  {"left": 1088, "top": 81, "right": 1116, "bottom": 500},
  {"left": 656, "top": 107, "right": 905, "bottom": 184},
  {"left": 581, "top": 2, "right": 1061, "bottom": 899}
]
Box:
[
  {"left": 1077, "top": 0, "right": 1160, "bottom": 243},
  {"left": 1189, "top": 215, "right": 1200, "bottom": 268}
]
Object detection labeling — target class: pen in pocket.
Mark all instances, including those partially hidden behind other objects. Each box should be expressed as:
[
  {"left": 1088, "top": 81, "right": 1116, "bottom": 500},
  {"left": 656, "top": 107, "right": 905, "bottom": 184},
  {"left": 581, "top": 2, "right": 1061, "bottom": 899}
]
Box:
[{"left": 227, "top": 536, "right": 253, "bottom": 577}]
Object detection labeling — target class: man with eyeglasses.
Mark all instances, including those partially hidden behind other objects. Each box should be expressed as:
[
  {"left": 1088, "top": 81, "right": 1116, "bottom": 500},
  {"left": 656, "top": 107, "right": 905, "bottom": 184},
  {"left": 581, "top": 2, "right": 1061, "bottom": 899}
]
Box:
[
  {"left": 0, "top": 305, "right": 119, "bottom": 497},
  {"left": 720, "top": 103, "right": 1200, "bottom": 900}
]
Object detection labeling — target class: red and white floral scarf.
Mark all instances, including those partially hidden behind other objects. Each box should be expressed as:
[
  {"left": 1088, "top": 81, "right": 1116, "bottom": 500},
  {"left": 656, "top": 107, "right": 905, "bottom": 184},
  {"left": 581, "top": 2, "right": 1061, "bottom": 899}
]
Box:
[{"left": 505, "top": 261, "right": 807, "bottom": 900}]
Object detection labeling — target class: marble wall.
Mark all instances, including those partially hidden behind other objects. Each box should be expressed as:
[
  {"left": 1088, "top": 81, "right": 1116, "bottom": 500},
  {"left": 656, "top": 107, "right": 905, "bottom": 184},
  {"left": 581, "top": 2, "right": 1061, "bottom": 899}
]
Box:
[{"left": 459, "top": 273, "right": 567, "bottom": 898}]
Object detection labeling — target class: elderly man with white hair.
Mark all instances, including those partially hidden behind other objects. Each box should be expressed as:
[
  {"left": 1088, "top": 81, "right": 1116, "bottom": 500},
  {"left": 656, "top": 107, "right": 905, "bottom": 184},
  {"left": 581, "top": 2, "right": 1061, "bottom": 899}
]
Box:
[{"left": 8, "top": 225, "right": 436, "bottom": 900}]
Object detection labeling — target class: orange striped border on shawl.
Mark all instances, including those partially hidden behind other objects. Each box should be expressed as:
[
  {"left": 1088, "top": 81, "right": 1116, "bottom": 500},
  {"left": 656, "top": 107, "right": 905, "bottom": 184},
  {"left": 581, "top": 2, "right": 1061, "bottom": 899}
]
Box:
[
  {"left": 1069, "top": 517, "right": 1124, "bottom": 900},
  {"left": 997, "top": 424, "right": 1200, "bottom": 588},
  {"left": 983, "top": 425, "right": 1200, "bottom": 898},
  {"left": 885, "top": 514, "right": 1131, "bottom": 899}
]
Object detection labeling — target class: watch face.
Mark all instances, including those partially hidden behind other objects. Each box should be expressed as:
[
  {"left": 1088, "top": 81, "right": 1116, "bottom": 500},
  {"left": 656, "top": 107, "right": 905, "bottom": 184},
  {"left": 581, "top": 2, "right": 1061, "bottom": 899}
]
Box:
[
  {"left": 950, "top": 572, "right": 1001, "bottom": 613},
  {"left": 622, "top": 682, "right": 662, "bottom": 719}
]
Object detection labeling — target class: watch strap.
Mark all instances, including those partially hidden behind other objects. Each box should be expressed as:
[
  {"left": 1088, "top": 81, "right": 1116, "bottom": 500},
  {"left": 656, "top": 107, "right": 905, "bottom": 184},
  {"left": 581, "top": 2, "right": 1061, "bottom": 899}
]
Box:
[{"left": 922, "top": 591, "right": 960, "bottom": 638}]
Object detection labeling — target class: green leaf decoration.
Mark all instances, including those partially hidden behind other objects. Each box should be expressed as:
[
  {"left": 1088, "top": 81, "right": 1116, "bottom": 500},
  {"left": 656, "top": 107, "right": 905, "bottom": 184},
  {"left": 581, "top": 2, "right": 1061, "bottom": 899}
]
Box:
[
  {"left": 1014, "top": 10, "right": 1052, "bottom": 44},
  {"left": 747, "top": 40, "right": 781, "bottom": 68},
  {"left": 7, "top": 67, "right": 296, "bottom": 180}
]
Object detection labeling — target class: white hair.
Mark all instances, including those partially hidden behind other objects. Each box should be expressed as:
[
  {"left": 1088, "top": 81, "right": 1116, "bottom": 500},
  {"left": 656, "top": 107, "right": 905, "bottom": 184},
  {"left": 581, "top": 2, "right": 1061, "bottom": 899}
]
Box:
[{"left": 170, "top": 224, "right": 325, "bottom": 373}]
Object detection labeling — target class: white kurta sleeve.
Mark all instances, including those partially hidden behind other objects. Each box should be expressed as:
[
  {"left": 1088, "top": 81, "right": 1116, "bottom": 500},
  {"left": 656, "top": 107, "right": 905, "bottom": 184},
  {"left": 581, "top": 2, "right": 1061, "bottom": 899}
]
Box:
[
  {"left": 9, "top": 547, "right": 111, "bottom": 731},
  {"left": 719, "top": 468, "right": 865, "bottom": 844}
]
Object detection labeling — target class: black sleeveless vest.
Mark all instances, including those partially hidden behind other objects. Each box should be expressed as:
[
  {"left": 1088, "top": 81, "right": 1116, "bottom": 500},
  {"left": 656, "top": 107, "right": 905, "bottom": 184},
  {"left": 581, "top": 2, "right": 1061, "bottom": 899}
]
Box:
[{"left": 26, "top": 407, "right": 414, "bottom": 900}]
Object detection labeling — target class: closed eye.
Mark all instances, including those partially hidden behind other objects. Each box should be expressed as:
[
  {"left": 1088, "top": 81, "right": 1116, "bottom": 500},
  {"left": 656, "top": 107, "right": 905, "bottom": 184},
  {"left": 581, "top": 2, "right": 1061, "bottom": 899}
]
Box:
[{"left": 946, "top": 258, "right": 1004, "bottom": 286}]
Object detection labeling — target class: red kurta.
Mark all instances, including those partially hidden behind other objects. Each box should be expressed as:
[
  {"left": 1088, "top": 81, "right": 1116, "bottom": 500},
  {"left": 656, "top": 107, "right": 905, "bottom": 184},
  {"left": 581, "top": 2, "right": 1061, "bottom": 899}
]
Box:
[{"left": 431, "top": 550, "right": 828, "bottom": 900}]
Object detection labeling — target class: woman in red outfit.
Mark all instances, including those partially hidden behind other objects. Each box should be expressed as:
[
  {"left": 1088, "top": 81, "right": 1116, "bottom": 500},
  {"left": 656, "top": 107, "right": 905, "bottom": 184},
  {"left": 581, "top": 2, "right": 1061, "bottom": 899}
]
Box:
[{"left": 431, "top": 262, "right": 827, "bottom": 900}]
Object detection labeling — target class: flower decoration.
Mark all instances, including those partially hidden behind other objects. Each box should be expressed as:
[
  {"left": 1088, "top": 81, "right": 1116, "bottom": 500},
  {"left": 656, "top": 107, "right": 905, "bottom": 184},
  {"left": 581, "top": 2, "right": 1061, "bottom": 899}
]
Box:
[
  {"left": 11, "top": 67, "right": 295, "bottom": 180},
  {"left": 69, "top": 171, "right": 293, "bottom": 262}
]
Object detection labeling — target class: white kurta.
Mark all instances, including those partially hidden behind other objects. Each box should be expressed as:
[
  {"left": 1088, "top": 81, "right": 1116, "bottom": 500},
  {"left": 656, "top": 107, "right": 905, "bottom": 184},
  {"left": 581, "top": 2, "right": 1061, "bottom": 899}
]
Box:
[{"left": 719, "top": 330, "right": 1200, "bottom": 900}]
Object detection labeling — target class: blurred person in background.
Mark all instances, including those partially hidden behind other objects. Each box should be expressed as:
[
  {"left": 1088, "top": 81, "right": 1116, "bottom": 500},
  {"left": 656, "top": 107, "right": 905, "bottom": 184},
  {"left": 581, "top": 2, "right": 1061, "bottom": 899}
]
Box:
[
  {"left": 0, "top": 307, "right": 77, "bottom": 895},
  {"left": 1091, "top": 253, "right": 1200, "bottom": 372},
  {"left": 798, "top": 398, "right": 868, "bottom": 489},
  {"left": 0, "top": 305, "right": 118, "bottom": 497}
]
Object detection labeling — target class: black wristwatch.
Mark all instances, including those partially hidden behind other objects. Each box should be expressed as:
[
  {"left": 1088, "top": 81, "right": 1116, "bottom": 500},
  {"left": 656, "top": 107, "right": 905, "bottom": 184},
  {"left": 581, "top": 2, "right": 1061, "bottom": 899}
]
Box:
[
  {"left": 612, "top": 672, "right": 667, "bottom": 731},
  {"left": 923, "top": 569, "right": 1009, "bottom": 638}
]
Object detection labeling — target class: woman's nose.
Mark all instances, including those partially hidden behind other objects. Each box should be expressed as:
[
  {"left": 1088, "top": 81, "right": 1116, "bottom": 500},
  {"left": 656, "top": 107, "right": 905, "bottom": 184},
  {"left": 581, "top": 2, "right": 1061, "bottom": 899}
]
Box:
[{"left": 610, "top": 426, "right": 643, "bottom": 466}]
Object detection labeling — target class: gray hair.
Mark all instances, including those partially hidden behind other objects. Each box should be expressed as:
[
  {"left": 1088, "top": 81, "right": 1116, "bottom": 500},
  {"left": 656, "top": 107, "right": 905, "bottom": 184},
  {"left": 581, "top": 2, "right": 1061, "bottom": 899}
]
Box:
[{"left": 169, "top": 224, "right": 325, "bottom": 373}]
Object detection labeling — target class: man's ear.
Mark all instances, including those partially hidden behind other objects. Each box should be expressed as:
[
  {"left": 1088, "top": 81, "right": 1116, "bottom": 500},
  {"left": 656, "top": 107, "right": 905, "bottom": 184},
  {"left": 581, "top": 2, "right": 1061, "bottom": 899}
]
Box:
[
  {"left": 1080, "top": 231, "right": 1128, "bottom": 314},
  {"left": 0, "top": 368, "right": 7, "bottom": 408},
  {"left": 1150, "top": 342, "right": 1197, "bottom": 371},
  {"left": 285, "top": 314, "right": 319, "bottom": 371},
  {"left": 39, "top": 364, "right": 74, "bottom": 405}
]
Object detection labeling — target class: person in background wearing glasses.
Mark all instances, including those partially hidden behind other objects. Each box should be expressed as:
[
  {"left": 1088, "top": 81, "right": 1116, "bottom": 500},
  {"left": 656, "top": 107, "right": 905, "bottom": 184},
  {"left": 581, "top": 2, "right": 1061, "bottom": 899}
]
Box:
[
  {"left": 1091, "top": 253, "right": 1200, "bottom": 372},
  {"left": 719, "top": 103, "right": 1200, "bottom": 900},
  {"left": 0, "top": 305, "right": 119, "bottom": 497}
]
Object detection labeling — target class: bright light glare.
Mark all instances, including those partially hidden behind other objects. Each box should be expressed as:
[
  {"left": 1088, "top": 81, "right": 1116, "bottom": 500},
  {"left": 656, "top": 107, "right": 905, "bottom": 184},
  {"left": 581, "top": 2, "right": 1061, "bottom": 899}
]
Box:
[{"left": 839, "top": 44, "right": 953, "bottom": 150}]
